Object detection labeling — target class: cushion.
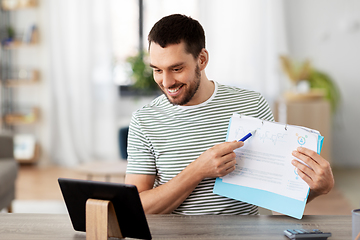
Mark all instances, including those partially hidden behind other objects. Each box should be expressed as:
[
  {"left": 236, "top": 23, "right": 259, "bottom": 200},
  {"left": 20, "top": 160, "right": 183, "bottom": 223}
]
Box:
[{"left": 0, "top": 159, "right": 18, "bottom": 196}]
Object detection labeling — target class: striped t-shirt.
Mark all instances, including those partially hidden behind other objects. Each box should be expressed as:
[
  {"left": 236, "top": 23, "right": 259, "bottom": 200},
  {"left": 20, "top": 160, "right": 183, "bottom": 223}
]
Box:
[{"left": 126, "top": 81, "right": 274, "bottom": 215}]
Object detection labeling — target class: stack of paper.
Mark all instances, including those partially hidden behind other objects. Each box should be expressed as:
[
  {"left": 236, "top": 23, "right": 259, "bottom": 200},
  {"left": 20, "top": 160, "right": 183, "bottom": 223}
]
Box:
[{"left": 213, "top": 114, "right": 323, "bottom": 219}]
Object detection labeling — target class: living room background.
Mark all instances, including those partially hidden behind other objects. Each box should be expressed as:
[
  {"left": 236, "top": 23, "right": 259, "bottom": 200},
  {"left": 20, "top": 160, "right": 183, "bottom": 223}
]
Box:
[{"left": 1, "top": 0, "right": 359, "bottom": 167}]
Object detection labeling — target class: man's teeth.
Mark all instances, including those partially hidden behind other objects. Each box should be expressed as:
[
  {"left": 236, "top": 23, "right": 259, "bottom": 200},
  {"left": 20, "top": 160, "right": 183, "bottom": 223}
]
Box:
[{"left": 168, "top": 86, "right": 181, "bottom": 93}]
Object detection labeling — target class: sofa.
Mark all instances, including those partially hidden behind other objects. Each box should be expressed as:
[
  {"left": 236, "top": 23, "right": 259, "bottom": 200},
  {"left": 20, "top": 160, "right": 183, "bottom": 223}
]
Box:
[{"left": 0, "top": 134, "right": 18, "bottom": 212}]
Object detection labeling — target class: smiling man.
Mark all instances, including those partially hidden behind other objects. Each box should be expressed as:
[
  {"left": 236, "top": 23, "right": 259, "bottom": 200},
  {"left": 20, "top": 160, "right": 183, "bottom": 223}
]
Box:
[
  {"left": 125, "top": 14, "right": 334, "bottom": 215},
  {"left": 148, "top": 27, "right": 211, "bottom": 106}
]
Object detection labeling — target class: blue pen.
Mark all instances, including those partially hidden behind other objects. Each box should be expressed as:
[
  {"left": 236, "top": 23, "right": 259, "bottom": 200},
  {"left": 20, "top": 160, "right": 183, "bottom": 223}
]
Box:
[{"left": 238, "top": 130, "right": 256, "bottom": 142}]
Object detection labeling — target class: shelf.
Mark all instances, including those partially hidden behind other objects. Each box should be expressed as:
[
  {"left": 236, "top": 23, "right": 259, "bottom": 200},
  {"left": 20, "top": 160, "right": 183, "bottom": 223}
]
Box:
[
  {"left": 4, "top": 107, "right": 39, "bottom": 125},
  {"left": 2, "top": 70, "right": 40, "bottom": 86},
  {"left": 4, "top": 78, "right": 39, "bottom": 86},
  {"left": 1, "top": 0, "right": 38, "bottom": 10},
  {"left": 2, "top": 40, "right": 38, "bottom": 49},
  {"left": 1, "top": 0, "right": 41, "bottom": 164}
]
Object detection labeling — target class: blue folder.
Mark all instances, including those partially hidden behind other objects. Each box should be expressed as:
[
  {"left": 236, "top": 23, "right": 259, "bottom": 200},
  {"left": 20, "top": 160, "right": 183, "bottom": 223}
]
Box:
[{"left": 213, "top": 118, "right": 324, "bottom": 219}]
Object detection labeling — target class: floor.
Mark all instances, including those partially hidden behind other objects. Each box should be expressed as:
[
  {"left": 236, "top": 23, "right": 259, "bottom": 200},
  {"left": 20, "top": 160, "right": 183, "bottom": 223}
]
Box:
[
  {"left": 9, "top": 164, "right": 126, "bottom": 214},
  {"left": 11, "top": 164, "right": 360, "bottom": 215},
  {"left": 15, "top": 164, "right": 126, "bottom": 200}
]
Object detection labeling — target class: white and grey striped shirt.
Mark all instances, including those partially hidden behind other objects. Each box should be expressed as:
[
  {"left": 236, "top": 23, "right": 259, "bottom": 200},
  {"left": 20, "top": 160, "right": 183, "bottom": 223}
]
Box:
[{"left": 126, "top": 81, "right": 274, "bottom": 215}]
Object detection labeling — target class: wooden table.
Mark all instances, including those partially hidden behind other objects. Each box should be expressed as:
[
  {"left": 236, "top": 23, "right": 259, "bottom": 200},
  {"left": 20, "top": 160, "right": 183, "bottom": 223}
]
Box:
[{"left": 0, "top": 213, "right": 351, "bottom": 239}]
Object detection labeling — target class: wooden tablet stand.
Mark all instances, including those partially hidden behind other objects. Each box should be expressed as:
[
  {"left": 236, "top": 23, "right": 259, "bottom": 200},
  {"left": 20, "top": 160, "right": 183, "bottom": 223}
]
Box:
[{"left": 86, "top": 199, "right": 123, "bottom": 240}]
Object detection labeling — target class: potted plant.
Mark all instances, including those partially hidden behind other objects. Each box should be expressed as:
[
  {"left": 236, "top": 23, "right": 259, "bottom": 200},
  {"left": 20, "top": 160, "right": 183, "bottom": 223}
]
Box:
[
  {"left": 280, "top": 55, "right": 341, "bottom": 113},
  {"left": 126, "top": 51, "right": 159, "bottom": 95}
]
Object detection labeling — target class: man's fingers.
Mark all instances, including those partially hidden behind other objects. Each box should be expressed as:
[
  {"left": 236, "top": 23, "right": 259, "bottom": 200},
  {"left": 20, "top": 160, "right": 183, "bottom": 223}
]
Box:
[
  {"left": 222, "top": 159, "right": 237, "bottom": 175},
  {"left": 296, "top": 147, "right": 323, "bottom": 165},
  {"left": 293, "top": 147, "right": 332, "bottom": 175},
  {"left": 292, "top": 159, "right": 314, "bottom": 177},
  {"left": 225, "top": 140, "right": 244, "bottom": 149},
  {"left": 201, "top": 140, "right": 242, "bottom": 178},
  {"left": 295, "top": 168, "right": 313, "bottom": 187},
  {"left": 221, "top": 151, "right": 236, "bottom": 162},
  {"left": 225, "top": 140, "right": 243, "bottom": 152},
  {"left": 292, "top": 150, "right": 316, "bottom": 170},
  {"left": 225, "top": 164, "right": 236, "bottom": 173},
  {"left": 221, "top": 141, "right": 242, "bottom": 174},
  {"left": 291, "top": 152, "right": 334, "bottom": 195},
  {"left": 212, "top": 140, "right": 243, "bottom": 157}
]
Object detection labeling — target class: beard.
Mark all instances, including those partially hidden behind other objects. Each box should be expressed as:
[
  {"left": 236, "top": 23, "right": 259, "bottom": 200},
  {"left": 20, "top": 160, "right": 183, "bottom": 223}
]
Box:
[{"left": 160, "top": 65, "right": 201, "bottom": 106}]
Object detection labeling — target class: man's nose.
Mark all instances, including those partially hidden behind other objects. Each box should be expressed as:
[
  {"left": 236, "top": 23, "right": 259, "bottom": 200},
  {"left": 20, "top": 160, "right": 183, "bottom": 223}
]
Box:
[{"left": 162, "top": 72, "right": 176, "bottom": 88}]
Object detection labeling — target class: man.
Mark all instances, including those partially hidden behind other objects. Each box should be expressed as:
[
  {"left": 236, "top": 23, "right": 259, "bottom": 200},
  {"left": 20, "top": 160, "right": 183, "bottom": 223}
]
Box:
[{"left": 125, "top": 14, "right": 334, "bottom": 215}]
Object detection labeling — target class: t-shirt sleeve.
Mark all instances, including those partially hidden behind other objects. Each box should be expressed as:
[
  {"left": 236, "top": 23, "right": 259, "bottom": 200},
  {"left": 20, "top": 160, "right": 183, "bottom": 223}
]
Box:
[
  {"left": 257, "top": 94, "right": 275, "bottom": 122},
  {"left": 126, "top": 113, "right": 157, "bottom": 175}
]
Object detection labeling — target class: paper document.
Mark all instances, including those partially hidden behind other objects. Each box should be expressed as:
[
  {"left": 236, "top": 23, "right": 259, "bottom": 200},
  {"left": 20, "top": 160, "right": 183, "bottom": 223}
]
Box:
[{"left": 213, "top": 113, "right": 323, "bottom": 219}]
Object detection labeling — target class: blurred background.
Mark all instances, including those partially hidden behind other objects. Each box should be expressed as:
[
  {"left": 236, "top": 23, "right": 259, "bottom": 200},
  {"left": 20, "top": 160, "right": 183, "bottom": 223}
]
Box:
[{"left": 0, "top": 0, "right": 359, "bottom": 214}]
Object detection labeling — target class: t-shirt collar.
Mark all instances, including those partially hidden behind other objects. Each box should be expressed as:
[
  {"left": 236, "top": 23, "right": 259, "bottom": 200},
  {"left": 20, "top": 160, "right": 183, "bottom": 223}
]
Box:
[{"left": 175, "top": 80, "right": 218, "bottom": 110}]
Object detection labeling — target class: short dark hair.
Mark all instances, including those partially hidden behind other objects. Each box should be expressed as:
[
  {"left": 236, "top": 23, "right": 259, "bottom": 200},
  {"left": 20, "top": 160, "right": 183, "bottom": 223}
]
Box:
[{"left": 148, "top": 14, "right": 205, "bottom": 59}]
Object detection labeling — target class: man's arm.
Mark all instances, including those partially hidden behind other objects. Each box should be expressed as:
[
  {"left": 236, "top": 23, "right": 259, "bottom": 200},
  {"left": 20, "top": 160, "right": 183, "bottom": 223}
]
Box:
[
  {"left": 125, "top": 140, "right": 243, "bottom": 214},
  {"left": 291, "top": 147, "right": 334, "bottom": 203}
]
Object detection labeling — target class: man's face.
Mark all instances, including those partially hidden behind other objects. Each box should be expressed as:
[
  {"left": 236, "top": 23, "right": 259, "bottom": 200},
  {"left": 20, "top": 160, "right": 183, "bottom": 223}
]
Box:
[{"left": 149, "top": 42, "right": 201, "bottom": 106}]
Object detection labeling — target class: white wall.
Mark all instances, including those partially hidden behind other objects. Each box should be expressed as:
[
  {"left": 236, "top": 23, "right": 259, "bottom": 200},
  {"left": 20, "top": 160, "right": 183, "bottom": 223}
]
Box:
[
  {"left": 10, "top": 1, "right": 360, "bottom": 167},
  {"left": 284, "top": 0, "right": 360, "bottom": 167}
]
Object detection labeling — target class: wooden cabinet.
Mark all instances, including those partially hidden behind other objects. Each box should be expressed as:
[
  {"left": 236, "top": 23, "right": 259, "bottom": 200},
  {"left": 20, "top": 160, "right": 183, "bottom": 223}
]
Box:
[{"left": 273, "top": 98, "right": 332, "bottom": 163}]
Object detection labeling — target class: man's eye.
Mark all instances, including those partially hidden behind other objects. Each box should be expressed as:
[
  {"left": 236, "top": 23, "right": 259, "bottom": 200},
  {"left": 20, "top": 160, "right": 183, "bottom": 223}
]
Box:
[
  {"left": 154, "top": 69, "right": 162, "bottom": 73},
  {"left": 173, "top": 67, "right": 182, "bottom": 72}
]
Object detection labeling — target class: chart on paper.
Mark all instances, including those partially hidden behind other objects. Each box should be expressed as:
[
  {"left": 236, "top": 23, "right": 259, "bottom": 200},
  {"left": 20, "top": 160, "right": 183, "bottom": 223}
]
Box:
[{"left": 234, "top": 126, "right": 288, "bottom": 145}]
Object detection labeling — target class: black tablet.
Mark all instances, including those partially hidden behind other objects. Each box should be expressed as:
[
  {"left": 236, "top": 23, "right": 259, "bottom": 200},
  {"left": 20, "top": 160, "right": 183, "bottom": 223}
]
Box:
[{"left": 58, "top": 178, "right": 152, "bottom": 239}]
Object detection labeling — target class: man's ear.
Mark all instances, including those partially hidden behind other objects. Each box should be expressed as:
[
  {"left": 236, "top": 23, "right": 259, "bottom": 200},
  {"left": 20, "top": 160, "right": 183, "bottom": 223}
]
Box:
[{"left": 198, "top": 48, "right": 209, "bottom": 71}]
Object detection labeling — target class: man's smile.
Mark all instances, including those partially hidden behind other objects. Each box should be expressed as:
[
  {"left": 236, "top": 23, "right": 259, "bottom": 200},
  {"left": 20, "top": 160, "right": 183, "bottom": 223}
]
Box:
[{"left": 166, "top": 84, "right": 184, "bottom": 96}]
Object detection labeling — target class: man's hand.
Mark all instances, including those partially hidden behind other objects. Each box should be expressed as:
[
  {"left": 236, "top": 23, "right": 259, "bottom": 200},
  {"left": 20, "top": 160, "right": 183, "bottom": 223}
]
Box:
[
  {"left": 193, "top": 140, "right": 244, "bottom": 179},
  {"left": 126, "top": 140, "right": 244, "bottom": 214},
  {"left": 291, "top": 147, "right": 334, "bottom": 202}
]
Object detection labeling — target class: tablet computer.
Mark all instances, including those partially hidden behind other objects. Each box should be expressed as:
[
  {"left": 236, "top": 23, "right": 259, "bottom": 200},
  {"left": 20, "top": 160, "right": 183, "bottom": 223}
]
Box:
[{"left": 58, "top": 178, "right": 152, "bottom": 239}]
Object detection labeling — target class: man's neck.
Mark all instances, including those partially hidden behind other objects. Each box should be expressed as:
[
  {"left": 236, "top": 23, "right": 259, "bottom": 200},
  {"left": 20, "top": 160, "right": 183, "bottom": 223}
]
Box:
[{"left": 184, "top": 73, "right": 214, "bottom": 106}]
